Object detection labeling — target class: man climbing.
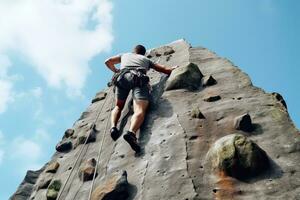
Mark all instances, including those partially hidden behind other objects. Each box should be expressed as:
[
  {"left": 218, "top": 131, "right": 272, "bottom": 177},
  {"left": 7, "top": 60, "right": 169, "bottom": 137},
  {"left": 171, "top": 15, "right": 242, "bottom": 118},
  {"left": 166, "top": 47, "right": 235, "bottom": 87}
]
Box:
[{"left": 105, "top": 44, "right": 177, "bottom": 153}]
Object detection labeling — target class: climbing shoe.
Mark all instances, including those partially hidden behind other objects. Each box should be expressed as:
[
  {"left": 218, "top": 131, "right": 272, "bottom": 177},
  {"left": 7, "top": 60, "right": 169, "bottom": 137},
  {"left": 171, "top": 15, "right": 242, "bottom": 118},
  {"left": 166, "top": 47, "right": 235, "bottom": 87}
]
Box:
[
  {"left": 123, "top": 131, "right": 141, "bottom": 153},
  {"left": 110, "top": 127, "right": 119, "bottom": 141}
]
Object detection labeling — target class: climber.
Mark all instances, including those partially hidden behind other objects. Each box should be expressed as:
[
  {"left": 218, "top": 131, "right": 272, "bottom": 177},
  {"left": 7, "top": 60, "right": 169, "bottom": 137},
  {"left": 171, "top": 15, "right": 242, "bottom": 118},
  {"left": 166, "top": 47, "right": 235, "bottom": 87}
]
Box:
[{"left": 105, "top": 44, "right": 177, "bottom": 153}]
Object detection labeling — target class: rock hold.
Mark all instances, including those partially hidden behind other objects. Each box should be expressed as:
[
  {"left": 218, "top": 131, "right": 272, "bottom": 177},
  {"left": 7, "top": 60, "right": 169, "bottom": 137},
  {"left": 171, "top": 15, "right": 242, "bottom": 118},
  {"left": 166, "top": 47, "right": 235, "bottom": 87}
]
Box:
[
  {"left": 202, "top": 75, "right": 217, "bottom": 86},
  {"left": 46, "top": 180, "right": 61, "bottom": 200},
  {"left": 76, "top": 130, "right": 96, "bottom": 146},
  {"left": 148, "top": 46, "right": 175, "bottom": 58},
  {"left": 91, "top": 170, "right": 129, "bottom": 200},
  {"left": 55, "top": 140, "right": 72, "bottom": 152},
  {"left": 165, "top": 63, "right": 203, "bottom": 91},
  {"left": 92, "top": 92, "right": 107, "bottom": 103},
  {"left": 191, "top": 107, "right": 205, "bottom": 119},
  {"left": 272, "top": 92, "right": 287, "bottom": 109},
  {"left": 79, "top": 158, "right": 97, "bottom": 182},
  {"left": 203, "top": 95, "right": 221, "bottom": 102},
  {"left": 234, "top": 113, "right": 254, "bottom": 132},
  {"left": 45, "top": 162, "right": 60, "bottom": 173},
  {"left": 64, "top": 129, "right": 74, "bottom": 138},
  {"left": 37, "top": 175, "right": 53, "bottom": 189},
  {"left": 207, "top": 134, "right": 269, "bottom": 179}
]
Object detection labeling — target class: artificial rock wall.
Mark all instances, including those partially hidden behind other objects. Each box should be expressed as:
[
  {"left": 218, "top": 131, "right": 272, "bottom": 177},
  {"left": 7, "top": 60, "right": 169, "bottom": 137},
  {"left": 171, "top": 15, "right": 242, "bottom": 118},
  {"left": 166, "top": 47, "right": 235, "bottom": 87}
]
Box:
[{"left": 11, "top": 40, "right": 300, "bottom": 200}]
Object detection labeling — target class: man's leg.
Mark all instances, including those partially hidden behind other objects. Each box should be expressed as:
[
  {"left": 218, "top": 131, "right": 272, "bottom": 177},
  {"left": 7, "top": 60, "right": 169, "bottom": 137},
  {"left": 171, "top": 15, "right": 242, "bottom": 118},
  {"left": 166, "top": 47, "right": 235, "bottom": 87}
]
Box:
[
  {"left": 129, "top": 99, "right": 149, "bottom": 134},
  {"left": 111, "top": 99, "right": 126, "bottom": 128}
]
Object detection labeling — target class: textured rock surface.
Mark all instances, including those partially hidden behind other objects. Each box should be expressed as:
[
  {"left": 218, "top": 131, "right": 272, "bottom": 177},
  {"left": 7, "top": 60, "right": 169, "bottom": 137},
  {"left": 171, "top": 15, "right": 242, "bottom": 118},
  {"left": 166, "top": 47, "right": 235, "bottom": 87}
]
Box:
[
  {"left": 9, "top": 168, "right": 44, "bottom": 200},
  {"left": 10, "top": 39, "right": 300, "bottom": 200}
]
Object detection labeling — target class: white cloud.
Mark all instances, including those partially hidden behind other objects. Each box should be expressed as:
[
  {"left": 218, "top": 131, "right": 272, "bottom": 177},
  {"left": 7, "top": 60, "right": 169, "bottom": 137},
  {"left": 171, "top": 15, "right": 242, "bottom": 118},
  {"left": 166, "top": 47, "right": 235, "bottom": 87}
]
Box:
[
  {"left": 9, "top": 132, "right": 50, "bottom": 171},
  {"left": 11, "top": 137, "right": 42, "bottom": 162},
  {"left": 0, "top": 55, "right": 14, "bottom": 114},
  {"left": 0, "top": 80, "right": 13, "bottom": 113},
  {"left": 0, "top": 0, "right": 114, "bottom": 96}
]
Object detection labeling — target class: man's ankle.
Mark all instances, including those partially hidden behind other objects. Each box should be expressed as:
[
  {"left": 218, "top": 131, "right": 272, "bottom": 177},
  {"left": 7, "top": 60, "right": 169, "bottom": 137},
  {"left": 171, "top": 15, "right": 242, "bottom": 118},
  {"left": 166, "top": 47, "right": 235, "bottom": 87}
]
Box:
[{"left": 128, "top": 130, "right": 136, "bottom": 135}]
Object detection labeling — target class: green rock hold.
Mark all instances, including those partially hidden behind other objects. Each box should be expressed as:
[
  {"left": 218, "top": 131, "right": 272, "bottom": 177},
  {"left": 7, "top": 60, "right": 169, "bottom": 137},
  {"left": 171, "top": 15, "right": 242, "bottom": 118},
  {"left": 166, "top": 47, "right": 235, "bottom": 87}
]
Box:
[
  {"left": 208, "top": 134, "right": 269, "bottom": 179},
  {"left": 46, "top": 180, "right": 61, "bottom": 200}
]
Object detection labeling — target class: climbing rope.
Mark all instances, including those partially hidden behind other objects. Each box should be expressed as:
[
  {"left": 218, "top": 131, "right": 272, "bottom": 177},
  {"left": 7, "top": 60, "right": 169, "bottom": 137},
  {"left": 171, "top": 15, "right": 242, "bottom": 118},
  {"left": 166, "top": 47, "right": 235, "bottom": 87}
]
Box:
[
  {"left": 59, "top": 55, "right": 161, "bottom": 199},
  {"left": 57, "top": 86, "right": 114, "bottom": 200},
  {"left": 87, "top": 55, "right": 163, "bottom": 198},
  {"left": 88, "top": 90, "right": 115, "bottom": 200}
]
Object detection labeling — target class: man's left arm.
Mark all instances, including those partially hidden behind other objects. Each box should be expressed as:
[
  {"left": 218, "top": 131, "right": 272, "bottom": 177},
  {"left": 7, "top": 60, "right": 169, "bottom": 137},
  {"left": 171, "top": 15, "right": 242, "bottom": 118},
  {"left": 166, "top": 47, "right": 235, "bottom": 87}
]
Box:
[{"left": 105, "top": 55, "right": 121, "bottom": 73}]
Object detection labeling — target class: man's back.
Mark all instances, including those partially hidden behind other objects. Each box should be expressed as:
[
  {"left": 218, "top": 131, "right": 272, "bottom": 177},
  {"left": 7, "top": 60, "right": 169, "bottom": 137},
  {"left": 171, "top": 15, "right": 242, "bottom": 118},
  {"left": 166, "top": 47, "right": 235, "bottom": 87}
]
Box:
[{"left": 120, "top": 52, "right": 153, "bottom": 71}]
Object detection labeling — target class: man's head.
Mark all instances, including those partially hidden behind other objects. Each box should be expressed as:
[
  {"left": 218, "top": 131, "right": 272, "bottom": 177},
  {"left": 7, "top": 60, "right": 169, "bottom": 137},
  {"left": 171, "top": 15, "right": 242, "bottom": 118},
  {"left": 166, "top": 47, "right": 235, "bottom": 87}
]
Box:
[{"left": 133, "top": 44, "right": 146, "bottom": 55}]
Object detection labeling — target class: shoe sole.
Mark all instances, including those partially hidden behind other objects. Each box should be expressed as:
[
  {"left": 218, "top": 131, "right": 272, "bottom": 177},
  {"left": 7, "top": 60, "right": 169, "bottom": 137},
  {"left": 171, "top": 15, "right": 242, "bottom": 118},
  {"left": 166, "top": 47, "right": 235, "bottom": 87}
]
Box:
[
  {"left": 110, "top": 130, "right": 119, "bottom": 141},
  {"left": 123, "top": 134, "right": 141, "bottom": 153}
]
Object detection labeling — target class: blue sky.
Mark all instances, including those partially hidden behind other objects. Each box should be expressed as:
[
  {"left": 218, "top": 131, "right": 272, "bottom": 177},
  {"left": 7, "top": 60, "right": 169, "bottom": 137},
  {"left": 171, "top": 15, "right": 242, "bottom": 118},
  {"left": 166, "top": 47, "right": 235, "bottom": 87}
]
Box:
[{"left": 0, "top": 0, "right": 299, "bottom": 199}]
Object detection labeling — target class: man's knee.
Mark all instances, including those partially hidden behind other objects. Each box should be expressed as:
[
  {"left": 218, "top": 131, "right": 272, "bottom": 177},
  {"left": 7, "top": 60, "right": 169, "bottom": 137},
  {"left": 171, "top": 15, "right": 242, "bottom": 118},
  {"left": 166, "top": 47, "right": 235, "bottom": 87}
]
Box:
[
  {"left": 116, "top": 99, "right": 126, "bottom": 110},
  {"left": 133, "top": 100, "right": 148, "bottom": 117},
  {"left": 134, "top": 110, "right": 145, "bottom": 118}
]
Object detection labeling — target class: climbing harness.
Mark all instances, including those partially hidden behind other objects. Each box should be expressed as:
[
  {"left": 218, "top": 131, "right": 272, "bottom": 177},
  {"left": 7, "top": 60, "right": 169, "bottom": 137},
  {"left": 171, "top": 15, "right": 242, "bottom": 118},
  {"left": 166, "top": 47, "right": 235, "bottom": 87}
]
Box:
[
  {"left": 56, "top": 86, "right": 114, "bottom": 200},
  {"left": 109, "top": 67, "right": 150, "bottom": 89}
]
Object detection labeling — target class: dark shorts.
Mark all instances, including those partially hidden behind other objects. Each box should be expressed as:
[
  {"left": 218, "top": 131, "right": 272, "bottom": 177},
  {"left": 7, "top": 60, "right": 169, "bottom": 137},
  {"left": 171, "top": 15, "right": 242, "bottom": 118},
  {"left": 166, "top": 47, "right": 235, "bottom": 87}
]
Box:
[{"left": 115, "top": 72, "right": 150, "bottom": 101}]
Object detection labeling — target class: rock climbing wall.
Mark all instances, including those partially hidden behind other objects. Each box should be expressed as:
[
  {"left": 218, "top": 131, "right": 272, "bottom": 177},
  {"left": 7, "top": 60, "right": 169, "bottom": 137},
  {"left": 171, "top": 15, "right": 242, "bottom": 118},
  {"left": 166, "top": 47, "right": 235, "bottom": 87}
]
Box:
[{"left": 10, "top": 39, "right": 300, "bottom": 200}]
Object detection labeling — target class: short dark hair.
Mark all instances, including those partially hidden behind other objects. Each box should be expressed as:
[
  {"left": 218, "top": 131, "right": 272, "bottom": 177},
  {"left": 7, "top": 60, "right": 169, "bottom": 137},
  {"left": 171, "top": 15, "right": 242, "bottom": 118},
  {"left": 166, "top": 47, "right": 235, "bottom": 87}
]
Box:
[{"left": 134, "top": 45, "right": 146, "bottom": 55}]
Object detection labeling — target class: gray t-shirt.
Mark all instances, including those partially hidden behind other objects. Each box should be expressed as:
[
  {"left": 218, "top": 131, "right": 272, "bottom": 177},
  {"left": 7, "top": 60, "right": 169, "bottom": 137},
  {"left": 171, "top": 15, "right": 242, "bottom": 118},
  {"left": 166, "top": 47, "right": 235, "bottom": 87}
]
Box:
[{"left": 120, "top": 52, "right": 154, "bottom": 70}]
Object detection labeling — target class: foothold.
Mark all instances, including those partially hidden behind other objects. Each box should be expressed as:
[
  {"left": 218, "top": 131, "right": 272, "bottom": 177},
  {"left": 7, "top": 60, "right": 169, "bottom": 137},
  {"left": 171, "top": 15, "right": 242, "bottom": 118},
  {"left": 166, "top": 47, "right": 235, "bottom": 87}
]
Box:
[
  {"left": 207, "top": 134, "right": 269, "bottom": 179},
  {"left": 166, "top": 55, "right": 172, "bottom": 61},
  {"left": 202, "top": 75, "right": 217, "bottom": 86},
  {"left": 91, "top": 170, "right": 129, "bottom": 200},
  {"left": 165, "top": 63, "right": 203, "bottom": 91},
  {"left": 55, "top": 140, "right": 72, "bottom": 152},
  {"left": 148, "top": 46, "right": 175, "bottom": 58},
  {"left": 234, "top": 113, "right": 254, "bottom": 132},
  {"left": 79, "top": 111, "right": 90, "bottom": 120},
  {"left": 272, "top": 92, "right": 287, "bottom": 109},
  {"left": 46, "top": 180, "right": 61, "bottom": 200},
  {"left": 37, "top": 176, "right": 53, "bottom": 189},
  {"left": 45, "top": 162, "right": 60, "bottom": 173},
  {"left": 191, "top": 107, "right": 205, "bottom": 119},
  {"left": 163, "top": 49, "right": 175, "bottom": 56},
  {"left": 92, "top": 92, "right": 107, "bottom": 103},
  {"left": 79, "top": 158, "right": 97, "bottom": 182},
  {"left": 76, "top": 131, "right": 96, "bottom": 146},
  {"left": 189, "top": 135, "right": 198, "bottom": 140},
  {"left": 203, "top": 95, "right": 221, "bottom": 102},
  {"left": 64, "top": 129, "right": 74, "bottom": 138}
]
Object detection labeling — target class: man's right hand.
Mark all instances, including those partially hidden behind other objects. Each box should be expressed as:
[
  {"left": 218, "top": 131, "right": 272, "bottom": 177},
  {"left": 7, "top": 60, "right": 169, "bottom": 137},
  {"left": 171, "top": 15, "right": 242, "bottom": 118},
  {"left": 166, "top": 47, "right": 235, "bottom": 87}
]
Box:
[{"left": 114, "top": 68, "right": 120, "bottom": 73}]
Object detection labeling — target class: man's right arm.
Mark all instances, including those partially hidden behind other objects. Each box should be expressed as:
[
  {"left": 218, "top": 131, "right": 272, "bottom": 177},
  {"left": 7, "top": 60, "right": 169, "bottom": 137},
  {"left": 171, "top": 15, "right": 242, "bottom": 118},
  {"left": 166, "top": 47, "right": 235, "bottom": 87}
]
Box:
[
  {"left": 105, "top": 55, "right": 121, "bottom": 73},
  {"left": 152, "top": 63, "right": 178, "bottom": 75}
]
